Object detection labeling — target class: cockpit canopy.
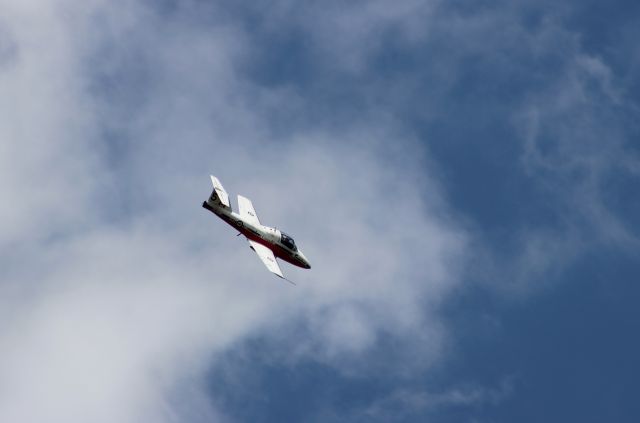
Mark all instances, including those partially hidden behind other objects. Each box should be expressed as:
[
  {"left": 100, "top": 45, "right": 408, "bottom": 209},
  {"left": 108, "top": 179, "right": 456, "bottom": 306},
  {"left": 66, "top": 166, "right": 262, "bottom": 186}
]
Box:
[{"left": 280, "top": 232, "right": 297, "bottom": 251}]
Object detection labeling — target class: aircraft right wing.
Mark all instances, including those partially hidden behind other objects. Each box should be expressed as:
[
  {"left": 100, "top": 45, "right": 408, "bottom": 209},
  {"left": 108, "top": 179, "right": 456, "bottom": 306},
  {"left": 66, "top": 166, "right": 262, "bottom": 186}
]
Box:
[{"left": 248, "top": 240, "right": 293, "bottom": 284}]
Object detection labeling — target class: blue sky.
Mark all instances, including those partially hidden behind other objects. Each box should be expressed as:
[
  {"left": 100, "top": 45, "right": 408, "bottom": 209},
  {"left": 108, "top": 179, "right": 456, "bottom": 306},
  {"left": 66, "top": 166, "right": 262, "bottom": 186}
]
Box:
[{"left": 1, "top": 0, "right": 639, "bottom": 422}]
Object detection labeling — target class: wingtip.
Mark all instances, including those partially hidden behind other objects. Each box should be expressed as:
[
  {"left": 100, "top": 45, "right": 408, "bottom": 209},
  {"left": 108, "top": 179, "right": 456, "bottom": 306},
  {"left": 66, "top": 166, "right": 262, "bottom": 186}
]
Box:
[{"left": 278, "top": 275, "right": 296, "bottom": 286}]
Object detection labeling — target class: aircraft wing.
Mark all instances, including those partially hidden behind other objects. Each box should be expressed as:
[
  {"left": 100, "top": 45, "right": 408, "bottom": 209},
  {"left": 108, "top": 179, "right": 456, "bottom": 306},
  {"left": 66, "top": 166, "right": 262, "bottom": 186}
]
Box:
[
  {"left": 248, "top": 240, "right": 291, "bottom": 282},
  {"left": 238, "top": 195, "right": 260, "bottom": 226}
]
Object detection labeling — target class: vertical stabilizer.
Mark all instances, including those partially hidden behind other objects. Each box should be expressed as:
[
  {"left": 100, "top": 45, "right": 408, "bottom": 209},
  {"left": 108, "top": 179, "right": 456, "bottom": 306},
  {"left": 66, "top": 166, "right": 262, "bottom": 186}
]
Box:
[{"left": 208, "top": 175, "right": 231, "bottom": 209}]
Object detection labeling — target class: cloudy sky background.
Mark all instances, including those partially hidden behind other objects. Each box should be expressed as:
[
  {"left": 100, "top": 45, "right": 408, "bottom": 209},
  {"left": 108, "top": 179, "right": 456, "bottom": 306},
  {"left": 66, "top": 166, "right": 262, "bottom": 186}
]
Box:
[{"left": 1, "top": 0, "right": 639, "bottom": 422}]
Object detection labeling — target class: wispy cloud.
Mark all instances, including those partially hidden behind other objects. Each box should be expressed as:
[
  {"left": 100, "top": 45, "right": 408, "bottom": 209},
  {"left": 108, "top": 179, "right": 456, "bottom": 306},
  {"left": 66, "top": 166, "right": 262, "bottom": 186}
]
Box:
[{"left": 345, "top": 377, "right": 515, "bottom": 422}]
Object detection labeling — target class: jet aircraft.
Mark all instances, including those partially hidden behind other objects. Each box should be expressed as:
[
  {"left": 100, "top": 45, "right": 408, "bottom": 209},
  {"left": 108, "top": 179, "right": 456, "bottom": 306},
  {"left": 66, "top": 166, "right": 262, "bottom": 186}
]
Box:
[{"left": 202, "top": 175, "right": 311, "bottom": 283}]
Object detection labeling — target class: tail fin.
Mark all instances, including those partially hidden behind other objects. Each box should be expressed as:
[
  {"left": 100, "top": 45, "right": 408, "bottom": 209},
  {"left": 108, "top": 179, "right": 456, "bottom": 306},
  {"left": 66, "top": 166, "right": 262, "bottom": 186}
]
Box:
[{"left": 207, "top": 175, "right": 231, "bottom": 210}]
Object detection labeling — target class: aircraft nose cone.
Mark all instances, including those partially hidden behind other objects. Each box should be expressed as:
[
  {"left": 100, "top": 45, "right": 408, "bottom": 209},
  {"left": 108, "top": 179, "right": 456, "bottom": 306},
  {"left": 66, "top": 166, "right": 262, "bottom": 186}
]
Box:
[{"left": 299, "top": 252, "right": 311, "bottom": 269}]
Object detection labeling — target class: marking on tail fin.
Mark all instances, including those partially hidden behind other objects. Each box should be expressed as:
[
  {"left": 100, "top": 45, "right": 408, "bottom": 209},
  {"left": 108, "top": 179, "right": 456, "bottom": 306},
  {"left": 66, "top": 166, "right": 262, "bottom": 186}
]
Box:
[{"left": 210, "top": 175, "right": 230, "bottom": 208}]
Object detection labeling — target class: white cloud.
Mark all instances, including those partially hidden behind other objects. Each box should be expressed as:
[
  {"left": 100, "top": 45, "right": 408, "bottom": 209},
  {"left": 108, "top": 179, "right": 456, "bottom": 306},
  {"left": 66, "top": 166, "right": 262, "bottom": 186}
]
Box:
[
  {"left": 5, "top": 0, "right": 635, "bottom": 420},
  {"left": 0, "top": 1, "right": 467, "bottom": 421}
]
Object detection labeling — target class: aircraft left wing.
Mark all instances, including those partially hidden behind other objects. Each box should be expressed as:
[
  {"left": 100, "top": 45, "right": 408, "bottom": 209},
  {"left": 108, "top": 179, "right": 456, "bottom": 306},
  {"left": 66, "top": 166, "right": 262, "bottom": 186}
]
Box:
[{"left": 248, "top": 240, "right": 293, "bottom": 284}]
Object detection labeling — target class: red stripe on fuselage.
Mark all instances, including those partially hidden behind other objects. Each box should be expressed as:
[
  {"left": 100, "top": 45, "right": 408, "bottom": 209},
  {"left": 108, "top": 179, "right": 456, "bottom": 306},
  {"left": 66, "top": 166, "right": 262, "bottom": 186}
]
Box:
[{"left": 216, "top": 210, "right": 305, "bottom": 269}]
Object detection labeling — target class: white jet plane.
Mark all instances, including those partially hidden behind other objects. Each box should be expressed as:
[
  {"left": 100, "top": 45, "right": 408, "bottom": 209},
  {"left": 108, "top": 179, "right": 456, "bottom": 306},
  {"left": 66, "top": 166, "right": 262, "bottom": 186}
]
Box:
[{"left": 202, "top": 175, "right": 311, "bottom": 282}]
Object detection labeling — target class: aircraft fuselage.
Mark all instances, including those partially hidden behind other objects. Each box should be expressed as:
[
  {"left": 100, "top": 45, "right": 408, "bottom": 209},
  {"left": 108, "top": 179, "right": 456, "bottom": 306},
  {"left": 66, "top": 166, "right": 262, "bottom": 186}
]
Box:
[{"left": 202, "top": 201, "right": 310, "bottom": 269}]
